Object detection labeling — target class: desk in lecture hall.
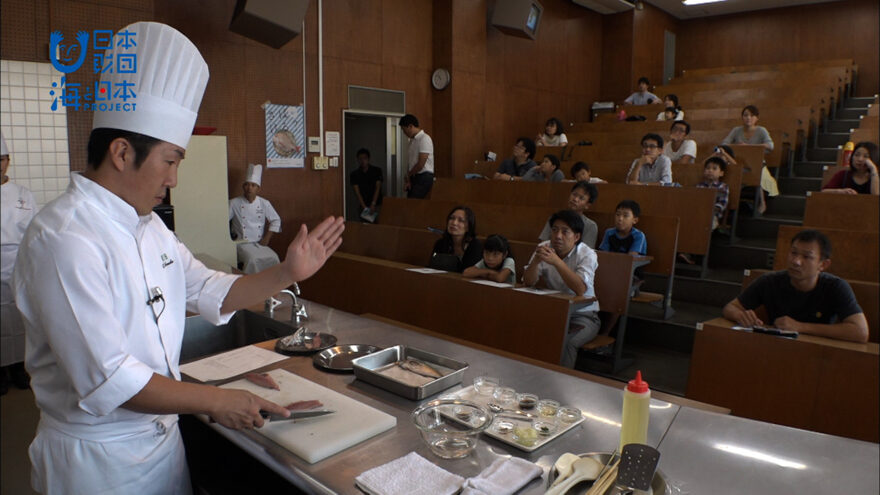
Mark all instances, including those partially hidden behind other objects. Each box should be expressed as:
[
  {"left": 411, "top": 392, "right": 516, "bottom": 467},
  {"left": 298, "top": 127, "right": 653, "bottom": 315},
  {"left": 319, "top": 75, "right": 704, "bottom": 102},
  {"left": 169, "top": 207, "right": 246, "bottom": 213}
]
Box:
[{"left": 686, "top": 317, "right": 879, "bottom": 443}]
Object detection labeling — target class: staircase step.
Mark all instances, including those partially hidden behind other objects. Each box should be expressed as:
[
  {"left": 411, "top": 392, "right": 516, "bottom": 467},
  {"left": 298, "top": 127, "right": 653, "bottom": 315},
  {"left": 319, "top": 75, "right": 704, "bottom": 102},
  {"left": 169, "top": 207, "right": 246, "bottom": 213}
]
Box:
[
  {"left": 766, "top": 194, "right": 806, "bottom": 217},
  {"left": 836, "top": 107, "right": 868, "bottom": 120},
  {"left": 844, "top": 96, "right": 877, "bottom": 107},
  {"left": 707, "top": 240, "right": 775, "bottom": 271},
  {"left": 736, "top": 213, "right": 801, "bottom": 239},
  {"left": 778, "top": 176, "right": 822, "bottom": 195},
  {"left": 824, "top": 119, "right": 862, "bottom": 134},
  {"left": 807, "top": 147, "right": 839, "bottom": 162},
  {"left": 793, "top": 161, "right": 833, "bottom": 177},
  {"left": 817, "top": 132, "right": 851, "bottom": 149}
]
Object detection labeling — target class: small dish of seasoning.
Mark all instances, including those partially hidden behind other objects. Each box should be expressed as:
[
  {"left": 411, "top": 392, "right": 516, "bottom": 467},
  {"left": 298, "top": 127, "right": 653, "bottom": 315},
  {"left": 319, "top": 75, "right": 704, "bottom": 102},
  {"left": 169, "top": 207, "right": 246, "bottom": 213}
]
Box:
[{"left": 517, "top": 393, "right": 538, "bottom": 410}]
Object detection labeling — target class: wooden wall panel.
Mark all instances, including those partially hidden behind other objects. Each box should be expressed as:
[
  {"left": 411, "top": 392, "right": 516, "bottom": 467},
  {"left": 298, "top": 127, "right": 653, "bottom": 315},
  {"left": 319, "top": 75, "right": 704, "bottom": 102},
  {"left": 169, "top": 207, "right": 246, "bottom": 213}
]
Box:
[
  {"left": 676, "top": 0, "right": 879, "bottom": 97},
  {"left": 631, "top": 2, "right": 679, "bottom": 91},
  {"left": 600, "top": 11, "right": 633, "bottom": 102}
]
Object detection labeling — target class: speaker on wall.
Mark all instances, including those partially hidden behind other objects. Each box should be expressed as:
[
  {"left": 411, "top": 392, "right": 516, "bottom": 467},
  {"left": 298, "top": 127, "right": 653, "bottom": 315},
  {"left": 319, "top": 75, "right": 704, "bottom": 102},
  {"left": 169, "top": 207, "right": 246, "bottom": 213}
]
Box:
[
  {"left": 229, "top": 0, "right": 310, "bottom": 49},
  {"left": 491, "top": 0, "right": 543, "bottom": 40}
]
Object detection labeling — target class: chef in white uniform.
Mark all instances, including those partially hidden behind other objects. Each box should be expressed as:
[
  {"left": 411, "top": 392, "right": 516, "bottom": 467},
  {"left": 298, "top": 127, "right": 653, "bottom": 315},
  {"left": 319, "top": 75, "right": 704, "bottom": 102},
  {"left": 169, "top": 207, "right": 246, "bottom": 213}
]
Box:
[
  {"left": 13, "top": 22, "right": 344, "bottom": 495},
  {"left": 229, "top": 163, "right": 282, "bottom": 273},
  {"left": 1, "top": 131, "right": 37, "bottom": 393}
]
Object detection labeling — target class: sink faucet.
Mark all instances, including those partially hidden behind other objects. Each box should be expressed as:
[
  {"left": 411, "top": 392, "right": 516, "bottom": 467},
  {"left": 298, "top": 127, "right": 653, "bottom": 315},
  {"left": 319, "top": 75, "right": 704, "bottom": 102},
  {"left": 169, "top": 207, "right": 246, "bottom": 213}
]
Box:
[{"left": 264, "top": 283, "right": 309, "bottom": 324}]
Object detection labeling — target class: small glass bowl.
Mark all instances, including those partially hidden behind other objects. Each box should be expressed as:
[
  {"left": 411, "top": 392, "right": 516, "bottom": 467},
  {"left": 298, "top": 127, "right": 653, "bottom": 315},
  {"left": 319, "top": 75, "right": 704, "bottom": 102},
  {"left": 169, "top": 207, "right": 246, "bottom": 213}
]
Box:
[
  {"left": 557, "top": 406, "right": 582, "bottom": 424},
  {"left": 492, "top": 386, "right": 516, "bottom": 405},
  {"left": 516, "top": 393, "right": 538, "bottom": 411},
  {"left": 537, "top": 399, "right": 560, "bottom": 417},
  {"left": 473, "top": 376, "right": 500, "bottom": 396},
  {"left": 533, "top": 419, "right": 558, "bottom": 437},
  {"left": 512, "top": 424, "right": 539, "bottom": 447},
  {"left": 492, "top": 418, "right": 515, "bottom": 435}
]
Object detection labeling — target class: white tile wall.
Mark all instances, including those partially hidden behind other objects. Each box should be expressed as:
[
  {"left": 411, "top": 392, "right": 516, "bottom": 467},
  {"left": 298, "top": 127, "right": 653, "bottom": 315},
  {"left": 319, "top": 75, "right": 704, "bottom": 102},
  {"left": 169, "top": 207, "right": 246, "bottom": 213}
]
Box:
[{"left": 1, "top": 59, "right": 70, "bottom": 208}]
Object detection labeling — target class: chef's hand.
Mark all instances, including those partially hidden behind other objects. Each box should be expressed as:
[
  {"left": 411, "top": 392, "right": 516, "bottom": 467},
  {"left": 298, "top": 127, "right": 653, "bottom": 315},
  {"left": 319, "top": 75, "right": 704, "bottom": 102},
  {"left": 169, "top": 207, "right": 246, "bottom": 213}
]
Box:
[
  {"left": 282, "top": 216, "right": 344, "bottom": 282},
  {"left": 210, "top": 388, "right": 290, "bottom": 429}
]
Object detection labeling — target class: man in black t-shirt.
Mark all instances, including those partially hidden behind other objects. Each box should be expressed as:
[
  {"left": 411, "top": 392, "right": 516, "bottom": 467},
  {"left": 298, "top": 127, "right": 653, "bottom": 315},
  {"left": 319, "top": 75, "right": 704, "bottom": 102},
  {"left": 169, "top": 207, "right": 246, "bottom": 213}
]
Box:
[
  {"left": 492, "top": 137, "right": 537, "bottom": 181},
  {"left": 722, "top": 229, "right": 868, "bottom": 343},
  {"left": 350, "top": 148, "right": 383, "bottom": 222}
]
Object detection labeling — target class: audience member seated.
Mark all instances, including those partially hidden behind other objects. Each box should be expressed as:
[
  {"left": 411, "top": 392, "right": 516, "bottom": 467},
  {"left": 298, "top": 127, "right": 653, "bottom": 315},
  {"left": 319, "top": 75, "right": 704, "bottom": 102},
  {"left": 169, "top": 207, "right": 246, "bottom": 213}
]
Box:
[
  {"left": 722, "top": 229, "right": 869, "bottom": 343},
  {"left": 523, "top": 210, "right": 600, "bottom": 368},
  {"left": 821, "top": 141, "right": 879, "bottom": 195},
  {"left": 599, "top": 199, "right": 647, "bottom": 285},
  {"left": 539, "top": 181, "right": 599, "bottom": 248},
  {"left": 696, "top": 156, "right": 730, "bottom": 231},
  {"left": 656, "top": 94, "right": 684, "bottom": 121},
  {"left": 570, "top": 161, "right": 607, "bottom": 184},
  {"left": 493, "top": 137, "right": 537, "bottom": 181},
  {"left": 523, "top": 153, "right": 565, "bottom": 182},
  {"left": 429, "top": 205, "right": 483, "bottom": 272},
  {"left": 229, "top": 164, "right": 282, "bottom": 274},
  {"left": 624, "top": 76, "right": 662, "bottom": 106},
  {"left": 626, "top": 133, "right": 673, "bottom": 185},
  {"left": 350, "top": 147, "right": 383, "bottom": 222},
  {"left": 462, "top": 234, "right": 516, "bottom": 285},
  {"left": 722, "top": 105, "right": 778, "bottom": 214},
  {"left": 536, "top": 117, "right": 568, "bottom": 146},
  {"left": 662, "top": 120, "right": 697, "bottom": 165}
]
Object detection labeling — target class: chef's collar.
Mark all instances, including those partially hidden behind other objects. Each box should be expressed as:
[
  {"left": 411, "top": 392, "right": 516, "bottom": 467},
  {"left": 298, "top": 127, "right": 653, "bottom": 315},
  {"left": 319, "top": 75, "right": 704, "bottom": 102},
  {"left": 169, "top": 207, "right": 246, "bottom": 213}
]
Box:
[{"left": 70, "top": 172, "right": 147, "bottom": 234}]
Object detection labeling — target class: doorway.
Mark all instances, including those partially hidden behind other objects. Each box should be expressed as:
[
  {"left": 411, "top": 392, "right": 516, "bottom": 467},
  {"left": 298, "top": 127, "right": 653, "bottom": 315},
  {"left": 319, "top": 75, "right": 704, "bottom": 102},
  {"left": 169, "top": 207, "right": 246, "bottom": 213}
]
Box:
[
  {"left": 663, "top": 30, "right": 676, "bottom": 84},
  {"left": 342, "top": 112, "right": 406, "bottom": 221}
]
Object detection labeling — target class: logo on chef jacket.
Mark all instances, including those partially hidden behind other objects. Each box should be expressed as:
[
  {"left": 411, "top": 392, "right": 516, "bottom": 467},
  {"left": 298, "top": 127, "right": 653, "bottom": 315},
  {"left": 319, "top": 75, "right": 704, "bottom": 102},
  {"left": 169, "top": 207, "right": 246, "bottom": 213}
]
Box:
[
  {"left": 47, "top": 29, "right": 138, "bottom": 112},
  {"left": 161, "top": 253, "right": 174, "bottom": 269}
]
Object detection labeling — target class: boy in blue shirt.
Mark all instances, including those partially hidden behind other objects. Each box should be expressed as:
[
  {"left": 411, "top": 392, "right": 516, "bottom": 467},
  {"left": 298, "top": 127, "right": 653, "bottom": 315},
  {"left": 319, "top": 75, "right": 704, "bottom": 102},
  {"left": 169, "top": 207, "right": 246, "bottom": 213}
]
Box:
[{"left": 599, "top": 199, "right": 648, "bottom": 291}]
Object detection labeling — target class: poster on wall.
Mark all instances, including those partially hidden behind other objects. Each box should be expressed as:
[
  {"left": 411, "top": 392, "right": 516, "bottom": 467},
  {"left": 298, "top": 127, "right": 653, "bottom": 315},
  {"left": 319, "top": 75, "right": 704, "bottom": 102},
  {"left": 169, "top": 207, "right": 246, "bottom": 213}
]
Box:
[{"left": 264, "top": 103, "right": 305, "bottom": 168}]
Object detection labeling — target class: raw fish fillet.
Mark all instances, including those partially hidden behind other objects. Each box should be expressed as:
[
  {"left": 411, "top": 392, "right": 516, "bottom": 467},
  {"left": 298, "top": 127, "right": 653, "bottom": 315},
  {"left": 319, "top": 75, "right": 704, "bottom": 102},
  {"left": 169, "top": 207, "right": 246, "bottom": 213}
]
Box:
[
  {"left": 286, "top": 400, "right": 324, "bottom": 411},
  {"left": 245, "top": 372, "right": 281, "bottom": 391}
]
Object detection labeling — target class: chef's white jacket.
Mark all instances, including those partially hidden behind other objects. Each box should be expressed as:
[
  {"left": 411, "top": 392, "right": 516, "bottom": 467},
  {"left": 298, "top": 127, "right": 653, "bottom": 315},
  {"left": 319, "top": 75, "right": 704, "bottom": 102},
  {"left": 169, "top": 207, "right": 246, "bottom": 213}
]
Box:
[
  {"left": 229, "top": 195, "right": 281, "bottom": 242},
  {"left": 13, "top": 173, "right": 240, "bottom": 494},
  {"left": 1, "top": 180, "right": 36, "bottom": 365}
]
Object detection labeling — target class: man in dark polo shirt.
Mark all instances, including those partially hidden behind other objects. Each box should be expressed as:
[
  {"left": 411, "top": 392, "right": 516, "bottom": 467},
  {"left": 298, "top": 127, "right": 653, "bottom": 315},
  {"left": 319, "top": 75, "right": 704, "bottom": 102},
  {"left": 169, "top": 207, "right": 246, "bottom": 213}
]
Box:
[
  {"left": 493, "top": 137, "right": 537, "bottom": 181},
  {"left": 722, "top": 229, "right": 868, "bottom": 343},
  {"left": 350, "top": 148, "right": 383, "bottom": 222}
]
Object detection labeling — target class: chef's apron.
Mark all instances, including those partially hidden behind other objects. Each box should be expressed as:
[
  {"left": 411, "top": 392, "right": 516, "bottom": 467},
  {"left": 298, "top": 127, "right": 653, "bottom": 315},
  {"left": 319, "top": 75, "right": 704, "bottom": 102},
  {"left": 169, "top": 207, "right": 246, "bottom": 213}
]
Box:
[{"left": 237, "top": 242, "right": 280, "bottom": 274}]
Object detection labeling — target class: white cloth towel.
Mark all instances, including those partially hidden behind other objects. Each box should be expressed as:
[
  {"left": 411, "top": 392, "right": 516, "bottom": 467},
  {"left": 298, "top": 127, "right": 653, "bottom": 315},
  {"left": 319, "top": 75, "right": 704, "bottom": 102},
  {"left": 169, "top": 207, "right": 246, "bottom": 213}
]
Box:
[
  {"left": 461, "top": 457, "right": 543, "bottom": 495},
  {"left": 355, "top": 452, "right": 465, "bottom": 495}
]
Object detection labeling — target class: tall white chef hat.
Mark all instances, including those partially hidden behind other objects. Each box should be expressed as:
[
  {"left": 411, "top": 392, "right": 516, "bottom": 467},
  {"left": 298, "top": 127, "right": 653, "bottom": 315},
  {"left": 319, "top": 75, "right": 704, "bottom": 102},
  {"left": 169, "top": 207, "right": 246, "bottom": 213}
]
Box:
[
  {"left": 91, "top": 22, "right": 209, "bottom": 150},
  {"left": 245, "top": 163, "right": 263, "bottom": 186},
  {"left": 0, "top": 131, "right": 8, "bottom": 156}
]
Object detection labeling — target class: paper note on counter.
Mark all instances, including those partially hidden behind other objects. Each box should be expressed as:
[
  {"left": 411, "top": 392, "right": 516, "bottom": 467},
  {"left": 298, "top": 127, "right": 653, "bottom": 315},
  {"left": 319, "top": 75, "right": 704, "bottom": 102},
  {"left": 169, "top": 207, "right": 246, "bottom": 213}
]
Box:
[
  {"left": 469, "top": 279, "right": 514, "bottom": 288},
  {"left": 180, "top": 345, "right": 287, "bottom": 382},
  {"left": 406, "top": 267, "right": 447, "bottom": 274},
  {"left": 514, "top": 287, "right": 560, "bottom": 295}
]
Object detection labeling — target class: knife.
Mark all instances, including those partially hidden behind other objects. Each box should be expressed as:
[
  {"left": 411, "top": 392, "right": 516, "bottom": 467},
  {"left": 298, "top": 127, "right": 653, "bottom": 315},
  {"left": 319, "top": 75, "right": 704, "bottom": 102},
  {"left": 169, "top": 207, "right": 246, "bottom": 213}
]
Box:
[{"left": 260, "top": 410, "right": 336, "bottom": 422}]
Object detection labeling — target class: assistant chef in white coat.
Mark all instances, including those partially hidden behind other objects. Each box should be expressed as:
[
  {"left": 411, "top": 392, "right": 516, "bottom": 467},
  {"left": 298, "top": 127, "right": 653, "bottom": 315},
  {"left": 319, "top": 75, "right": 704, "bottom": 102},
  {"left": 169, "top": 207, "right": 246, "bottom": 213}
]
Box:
[
  {"left": 229, "top": 163, "right": 282, "bottom": 273},
  {"left": 1, "top": 131, "right": 37, "bottom": 392},
  {"left": 12, "top": 22, "right": 344, "bottom": 495}
]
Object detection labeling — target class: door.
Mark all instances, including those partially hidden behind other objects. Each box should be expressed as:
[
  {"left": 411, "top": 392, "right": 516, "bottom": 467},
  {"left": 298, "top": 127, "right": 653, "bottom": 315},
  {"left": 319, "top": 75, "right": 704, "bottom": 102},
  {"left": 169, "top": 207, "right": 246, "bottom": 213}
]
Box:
[
  {"left": 343, "top": 114, "right": 388, "bottom": 221},
  {"left": 663, "top": 30, "right": 676, "bottom": 84}
]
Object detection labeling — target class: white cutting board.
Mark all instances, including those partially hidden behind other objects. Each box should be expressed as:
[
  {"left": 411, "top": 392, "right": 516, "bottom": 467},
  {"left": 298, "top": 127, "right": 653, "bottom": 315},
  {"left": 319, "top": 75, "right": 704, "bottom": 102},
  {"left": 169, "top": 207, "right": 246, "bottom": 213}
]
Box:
[{"left": 220, "top": 369, "right": 396, "bottom": 463}]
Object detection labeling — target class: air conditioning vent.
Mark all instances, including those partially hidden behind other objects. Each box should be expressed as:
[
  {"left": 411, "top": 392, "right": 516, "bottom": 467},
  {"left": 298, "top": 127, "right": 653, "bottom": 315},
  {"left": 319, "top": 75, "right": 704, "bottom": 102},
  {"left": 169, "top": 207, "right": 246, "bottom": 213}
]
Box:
[{"left": 571, "top": 0, "right": 634, "bottom": 15}]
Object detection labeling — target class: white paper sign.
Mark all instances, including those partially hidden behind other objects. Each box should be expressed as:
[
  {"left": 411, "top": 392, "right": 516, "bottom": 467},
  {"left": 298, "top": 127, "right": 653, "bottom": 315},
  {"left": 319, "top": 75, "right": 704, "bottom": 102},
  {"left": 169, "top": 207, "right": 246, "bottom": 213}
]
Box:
[{"left": 325, "top": 131, "right": 340, "bottom": 157}]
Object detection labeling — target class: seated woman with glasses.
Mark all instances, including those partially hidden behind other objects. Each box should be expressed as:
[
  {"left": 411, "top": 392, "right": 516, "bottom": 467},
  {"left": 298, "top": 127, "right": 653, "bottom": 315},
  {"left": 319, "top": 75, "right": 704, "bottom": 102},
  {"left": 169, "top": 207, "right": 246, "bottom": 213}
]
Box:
[{"left": 626, "top": 133, "right": 673, "bottom": 185}]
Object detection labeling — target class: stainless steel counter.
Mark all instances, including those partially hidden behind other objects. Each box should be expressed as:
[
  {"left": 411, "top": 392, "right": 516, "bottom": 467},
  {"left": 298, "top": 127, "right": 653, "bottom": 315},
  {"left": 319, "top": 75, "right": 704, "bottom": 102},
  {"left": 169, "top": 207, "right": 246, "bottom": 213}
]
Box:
[
  {"left": 656, "top": 407, "right": 880, "bottom": 494},
  {"left": 191, "top": 300, "right": 879, "bottom": 494}
]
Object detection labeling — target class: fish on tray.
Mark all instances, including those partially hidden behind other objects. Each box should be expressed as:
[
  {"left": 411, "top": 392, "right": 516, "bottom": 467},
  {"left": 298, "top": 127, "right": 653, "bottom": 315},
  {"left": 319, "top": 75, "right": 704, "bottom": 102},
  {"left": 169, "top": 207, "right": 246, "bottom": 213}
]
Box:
[
  {"left": 245, "top": 372, "right": 280, "bottom": 390},
  {"left": 397, "top": 358, "right": 443, "bottom": 379}
]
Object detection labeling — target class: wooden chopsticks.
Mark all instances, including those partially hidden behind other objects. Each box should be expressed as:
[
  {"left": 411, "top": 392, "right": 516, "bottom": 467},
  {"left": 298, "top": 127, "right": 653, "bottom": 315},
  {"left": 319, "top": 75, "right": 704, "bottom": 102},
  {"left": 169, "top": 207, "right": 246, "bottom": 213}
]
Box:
[{"left": 584, "top": 458, "right": 620, "bottom": 495}]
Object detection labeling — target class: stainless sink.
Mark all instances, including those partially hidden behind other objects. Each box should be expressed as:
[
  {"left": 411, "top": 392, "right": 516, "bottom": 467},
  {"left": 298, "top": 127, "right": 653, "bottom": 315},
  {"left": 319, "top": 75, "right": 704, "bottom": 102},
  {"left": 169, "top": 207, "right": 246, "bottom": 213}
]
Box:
[{"left": 180, "top": 309, "right": 299, "bottom": 363}]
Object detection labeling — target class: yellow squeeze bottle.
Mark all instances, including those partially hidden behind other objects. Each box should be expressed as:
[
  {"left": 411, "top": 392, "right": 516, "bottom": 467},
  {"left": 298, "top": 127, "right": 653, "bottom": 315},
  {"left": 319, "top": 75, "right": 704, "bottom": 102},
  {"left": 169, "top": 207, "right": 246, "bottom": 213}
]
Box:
[{"left": 619, "top": 370, "right": 651, "bottom": 450}]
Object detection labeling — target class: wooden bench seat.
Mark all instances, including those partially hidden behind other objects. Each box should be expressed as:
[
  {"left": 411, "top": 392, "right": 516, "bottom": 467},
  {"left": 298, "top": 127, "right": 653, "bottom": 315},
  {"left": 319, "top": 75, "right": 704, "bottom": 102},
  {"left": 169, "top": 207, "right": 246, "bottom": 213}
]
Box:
[{"left": 803, "top": 192, "right": 879, "bottom": 232}]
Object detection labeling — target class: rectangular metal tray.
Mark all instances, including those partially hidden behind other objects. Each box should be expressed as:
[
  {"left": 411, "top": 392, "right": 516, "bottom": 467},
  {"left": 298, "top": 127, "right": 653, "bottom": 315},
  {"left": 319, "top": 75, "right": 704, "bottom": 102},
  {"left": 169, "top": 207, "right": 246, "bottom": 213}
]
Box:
[{"left": 351, "top": 345, "right": 468, "bottom": 400}]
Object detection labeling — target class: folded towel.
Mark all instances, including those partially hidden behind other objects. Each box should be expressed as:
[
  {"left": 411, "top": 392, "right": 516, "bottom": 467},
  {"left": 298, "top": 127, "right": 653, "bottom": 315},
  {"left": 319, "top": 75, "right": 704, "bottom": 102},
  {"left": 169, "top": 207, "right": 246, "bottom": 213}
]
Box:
[
  {"left": 461, "top": 457, "right": 543, "bottom": 495},
  {"left": 355, "top": 452, "right": 465, "bottom": 495}
]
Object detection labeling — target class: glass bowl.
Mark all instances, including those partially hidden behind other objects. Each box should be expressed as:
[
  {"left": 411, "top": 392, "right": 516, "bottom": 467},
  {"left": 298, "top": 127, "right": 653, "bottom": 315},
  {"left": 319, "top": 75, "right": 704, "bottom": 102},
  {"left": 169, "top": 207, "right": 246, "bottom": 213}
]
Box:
[{"left": 411, "top": 399, "right": 493, "bottom": 459}]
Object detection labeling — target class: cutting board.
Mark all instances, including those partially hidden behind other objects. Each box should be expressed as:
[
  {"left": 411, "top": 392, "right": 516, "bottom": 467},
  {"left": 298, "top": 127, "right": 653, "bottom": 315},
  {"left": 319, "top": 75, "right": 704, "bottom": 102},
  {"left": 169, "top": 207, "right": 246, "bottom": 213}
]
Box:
[{"left": 220, "top": 369, "right": 396, "bottom": 463}]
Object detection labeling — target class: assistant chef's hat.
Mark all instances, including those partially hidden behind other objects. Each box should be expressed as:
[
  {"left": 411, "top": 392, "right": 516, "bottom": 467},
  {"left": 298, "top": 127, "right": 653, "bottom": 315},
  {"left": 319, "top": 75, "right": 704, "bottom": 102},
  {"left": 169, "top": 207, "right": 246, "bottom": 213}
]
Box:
[
  {"left": 245, "top": 164, "right": 263, "bottom": 186},
  {"left": 91, "top": 22, "right": 209, "bottom": 150},
  {"left": 0, "top": 131, "right": 8, "bottom": 156}
]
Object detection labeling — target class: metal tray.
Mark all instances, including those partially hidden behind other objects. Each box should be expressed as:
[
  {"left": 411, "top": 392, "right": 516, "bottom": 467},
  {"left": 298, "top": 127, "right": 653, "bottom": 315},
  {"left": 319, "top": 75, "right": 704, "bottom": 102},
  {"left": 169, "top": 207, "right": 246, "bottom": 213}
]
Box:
[{"left": 351, "top": 345, "right": 468, "bottom": 400}]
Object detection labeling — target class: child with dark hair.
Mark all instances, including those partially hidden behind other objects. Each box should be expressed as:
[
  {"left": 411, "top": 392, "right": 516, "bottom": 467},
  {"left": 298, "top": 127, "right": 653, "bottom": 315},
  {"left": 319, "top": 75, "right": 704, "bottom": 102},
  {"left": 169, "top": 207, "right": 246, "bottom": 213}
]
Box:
[
  {"left": 599, "top": 200, "right": 648, "bottom": 289},
  {"left": 539, "top": 181, "right": 599, "bottom": 247},
  {"left": 570, "top": 161, "right": 607, "bottom": 184},
  {"left": 463, "top": 234, "right": 516, "bottom": 284},
  {"left": 624, "top": 77, "right": 661, "bottom": 105},
  {"left": 522, "top": 154, "right": 565, "bottom": 182},
  {"left": 697, "top": 156, "right": 730, "bottom": 230},
  {"left": 537, "top": 117, "right": 568, "bottom": 146},
  {"left": 656, "top": 94, "right": 684, "bottom": 120},
  {"left": 821, "top": 142, "right": 879, "bottom": 195}
]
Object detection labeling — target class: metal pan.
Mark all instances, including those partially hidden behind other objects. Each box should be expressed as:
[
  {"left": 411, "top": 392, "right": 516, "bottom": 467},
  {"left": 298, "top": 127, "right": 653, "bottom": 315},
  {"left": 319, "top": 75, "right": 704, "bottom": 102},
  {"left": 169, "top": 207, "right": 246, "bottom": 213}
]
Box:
[
  {"left": 313, "top": 345, "right": 383, "bottom": 372},
  {"left": 275, "top": 330, "right": 337, "bottom": 355}
]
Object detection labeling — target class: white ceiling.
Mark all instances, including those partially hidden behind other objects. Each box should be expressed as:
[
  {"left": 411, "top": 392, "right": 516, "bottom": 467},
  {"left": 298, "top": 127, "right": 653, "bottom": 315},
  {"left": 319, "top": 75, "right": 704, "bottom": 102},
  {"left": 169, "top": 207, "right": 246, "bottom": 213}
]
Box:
[{"left": 644, "top": 0, "right": 847, "bottom": 19}]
